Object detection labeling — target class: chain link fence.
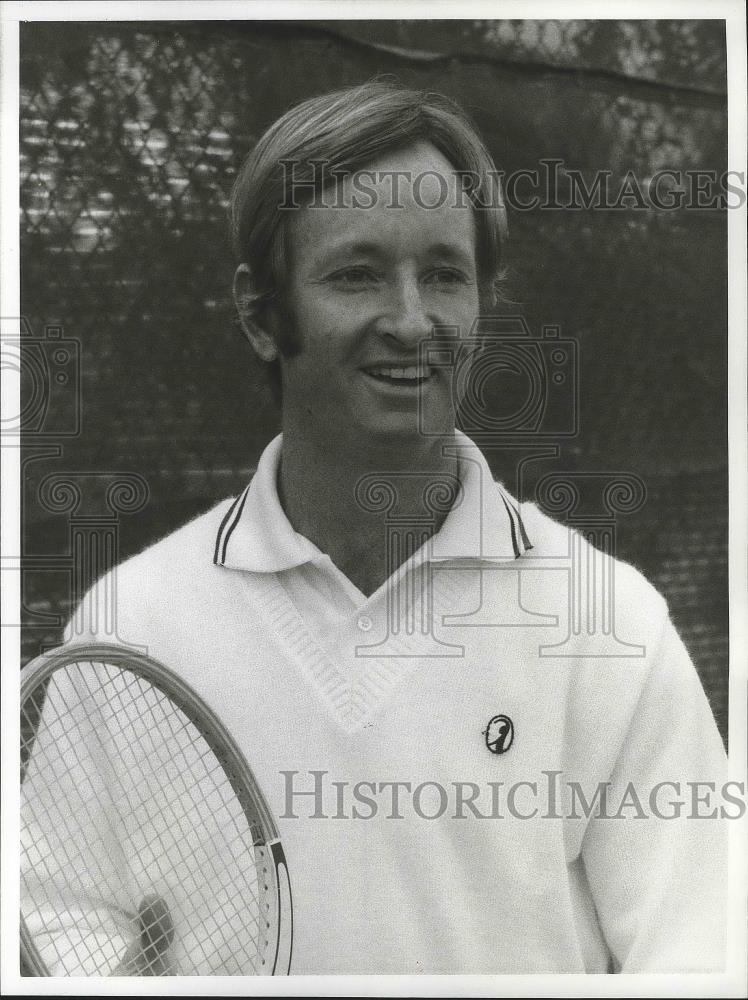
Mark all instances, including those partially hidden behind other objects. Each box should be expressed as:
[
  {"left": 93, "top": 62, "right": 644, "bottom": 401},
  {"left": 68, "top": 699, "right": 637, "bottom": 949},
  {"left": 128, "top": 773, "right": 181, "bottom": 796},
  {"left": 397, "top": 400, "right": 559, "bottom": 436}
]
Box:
[{"left": 19, "top": 20, "right": 728, "bottom": 740}]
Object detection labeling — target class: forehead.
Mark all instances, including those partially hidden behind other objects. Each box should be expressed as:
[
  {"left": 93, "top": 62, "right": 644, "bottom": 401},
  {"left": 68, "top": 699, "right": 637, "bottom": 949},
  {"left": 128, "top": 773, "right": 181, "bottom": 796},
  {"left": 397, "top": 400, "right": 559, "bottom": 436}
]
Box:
[{"left": 286, "top": 141, "right": 476, "bottom": 264}]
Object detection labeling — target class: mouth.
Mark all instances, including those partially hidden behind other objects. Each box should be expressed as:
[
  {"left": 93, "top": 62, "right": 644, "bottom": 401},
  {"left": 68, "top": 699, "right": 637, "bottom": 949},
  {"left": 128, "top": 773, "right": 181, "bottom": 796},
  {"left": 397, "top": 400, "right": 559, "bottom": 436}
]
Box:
[{"left": 361, "top": 365, "right": 433, "bottom": 388}]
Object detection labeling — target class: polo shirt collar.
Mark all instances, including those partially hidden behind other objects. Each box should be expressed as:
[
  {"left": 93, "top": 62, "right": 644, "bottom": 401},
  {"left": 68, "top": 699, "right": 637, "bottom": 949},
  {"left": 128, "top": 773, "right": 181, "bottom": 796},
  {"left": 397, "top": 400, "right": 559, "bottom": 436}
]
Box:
[
  {"left": 214, "top": 431, "right": 531, "bottom": 573},
  {"left": 429, "top": 431, "right": 533, "bottom": 563}
]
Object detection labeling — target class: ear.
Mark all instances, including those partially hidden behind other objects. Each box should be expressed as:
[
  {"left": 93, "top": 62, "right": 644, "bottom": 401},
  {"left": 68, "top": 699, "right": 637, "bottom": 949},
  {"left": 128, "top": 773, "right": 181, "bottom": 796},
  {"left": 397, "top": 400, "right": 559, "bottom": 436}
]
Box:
[{"left": 233, "top": 263, "right": 279, "bottom": 362}]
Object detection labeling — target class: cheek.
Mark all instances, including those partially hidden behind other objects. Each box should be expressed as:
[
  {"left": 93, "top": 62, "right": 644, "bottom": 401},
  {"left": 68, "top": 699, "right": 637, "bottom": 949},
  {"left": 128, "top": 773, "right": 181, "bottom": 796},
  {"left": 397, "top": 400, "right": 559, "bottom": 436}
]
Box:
[
  {"left": 450, "top": 292, "right": 481, "bottom": 340},
  {"left": 288, "top": 282, "right": 349, "bottom": 337},
  {"left": 280, "top": 316, "right": 345, "bottom": 390},
  {"left": 478, "top": 283, "right": 495, "bottom": 316},
  {"left": 296, "top": 299, "right": 369, "bottom": 364}
]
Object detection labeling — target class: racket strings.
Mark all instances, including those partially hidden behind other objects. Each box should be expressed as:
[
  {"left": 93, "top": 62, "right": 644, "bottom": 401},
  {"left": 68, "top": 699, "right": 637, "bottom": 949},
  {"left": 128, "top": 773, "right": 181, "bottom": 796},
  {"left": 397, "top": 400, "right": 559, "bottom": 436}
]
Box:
[
  {"left": 21, "top": 659, "right": 270, "bottom": 975},
  {"left": 24, "top": 662, "right": 265, "bottom": 974},
  {"left": 22, "top": 670, "right": 165, "bottom": 975},
  {"left": 92, "top": 662, "right": 268, "bottom": 966},
  {"left": 22, "top": 674, "right": 144, "bottom": 975}
]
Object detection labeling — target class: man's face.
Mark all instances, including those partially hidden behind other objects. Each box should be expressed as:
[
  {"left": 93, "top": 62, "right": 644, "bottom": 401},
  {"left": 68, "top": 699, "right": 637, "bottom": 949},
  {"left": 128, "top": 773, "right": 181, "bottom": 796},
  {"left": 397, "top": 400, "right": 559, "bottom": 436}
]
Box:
[{"left": 276, "top": 141, "right": 481, "bottom": 447}]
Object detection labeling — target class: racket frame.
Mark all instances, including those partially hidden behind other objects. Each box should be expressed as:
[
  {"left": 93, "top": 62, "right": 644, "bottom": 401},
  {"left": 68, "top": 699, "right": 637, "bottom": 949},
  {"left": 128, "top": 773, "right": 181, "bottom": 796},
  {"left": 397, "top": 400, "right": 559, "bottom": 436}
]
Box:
[{"left": 20, "top": 642, "right": 293, "bottom": 976}]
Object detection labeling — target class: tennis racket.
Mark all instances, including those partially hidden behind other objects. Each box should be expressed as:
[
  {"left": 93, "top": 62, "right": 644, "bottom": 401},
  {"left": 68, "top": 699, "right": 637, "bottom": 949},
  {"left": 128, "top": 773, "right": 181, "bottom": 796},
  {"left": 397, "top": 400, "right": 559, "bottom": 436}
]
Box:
[{"left": 20, "top": 643, "right": 292, "bottom": 976}]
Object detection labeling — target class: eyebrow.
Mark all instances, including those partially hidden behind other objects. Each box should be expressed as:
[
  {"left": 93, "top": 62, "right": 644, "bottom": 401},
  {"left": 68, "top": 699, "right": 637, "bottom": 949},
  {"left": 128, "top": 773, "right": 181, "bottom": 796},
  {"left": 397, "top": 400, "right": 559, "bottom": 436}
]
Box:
[
  {"left": 321, "top": 239, "right": 476, "bottom": 267},
  {"left": 322, "top": 240, "right": 384, "bottom": 259},
  {"left": 427, "top": 242, "right": 476, "bottom": 266}
]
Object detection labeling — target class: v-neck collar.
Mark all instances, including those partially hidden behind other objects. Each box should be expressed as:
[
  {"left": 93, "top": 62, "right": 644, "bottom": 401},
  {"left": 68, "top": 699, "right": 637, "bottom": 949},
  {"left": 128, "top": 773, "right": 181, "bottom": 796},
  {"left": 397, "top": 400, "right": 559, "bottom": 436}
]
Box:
[{"left": 217, "top": 432, "right": 533, "bottom": 733}]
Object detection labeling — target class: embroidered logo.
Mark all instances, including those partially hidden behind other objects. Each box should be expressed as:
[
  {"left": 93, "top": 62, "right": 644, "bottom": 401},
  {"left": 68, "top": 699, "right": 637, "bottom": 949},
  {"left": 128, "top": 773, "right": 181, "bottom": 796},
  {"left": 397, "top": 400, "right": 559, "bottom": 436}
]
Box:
[{"left": 484, "top": 714, "right": 514, "bottom": 755}]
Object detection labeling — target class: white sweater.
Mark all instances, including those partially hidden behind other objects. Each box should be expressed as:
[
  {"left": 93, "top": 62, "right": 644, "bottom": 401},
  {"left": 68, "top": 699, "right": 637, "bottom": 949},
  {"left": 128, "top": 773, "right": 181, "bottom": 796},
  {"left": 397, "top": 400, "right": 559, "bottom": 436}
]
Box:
[{"left": 26, "top": 438, "right": 728, "bottom": 975}]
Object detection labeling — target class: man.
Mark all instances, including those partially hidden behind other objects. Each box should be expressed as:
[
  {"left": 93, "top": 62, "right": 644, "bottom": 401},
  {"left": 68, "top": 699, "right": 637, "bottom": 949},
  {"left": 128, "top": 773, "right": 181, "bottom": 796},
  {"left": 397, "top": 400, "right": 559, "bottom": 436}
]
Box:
[{"left": 26, "top": 81, "right": 727, "bottom": 975}]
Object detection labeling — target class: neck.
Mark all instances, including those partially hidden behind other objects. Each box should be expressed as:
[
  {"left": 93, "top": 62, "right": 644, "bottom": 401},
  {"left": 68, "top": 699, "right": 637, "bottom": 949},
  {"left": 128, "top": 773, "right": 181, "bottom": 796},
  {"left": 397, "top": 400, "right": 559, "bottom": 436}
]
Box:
[{"left": 278, "top": 420, "right": 459, "bottom": 596}]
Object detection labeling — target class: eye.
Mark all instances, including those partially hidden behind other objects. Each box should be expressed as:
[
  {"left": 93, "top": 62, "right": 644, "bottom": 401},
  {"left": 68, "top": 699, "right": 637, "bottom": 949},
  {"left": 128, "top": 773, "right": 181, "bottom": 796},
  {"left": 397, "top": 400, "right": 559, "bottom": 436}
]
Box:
[
  {"left": 424, "top": 267, "right": 471, "bottom": 288},
  {"left": 328, "top": 266, "right": 379, "bottom": 288}
]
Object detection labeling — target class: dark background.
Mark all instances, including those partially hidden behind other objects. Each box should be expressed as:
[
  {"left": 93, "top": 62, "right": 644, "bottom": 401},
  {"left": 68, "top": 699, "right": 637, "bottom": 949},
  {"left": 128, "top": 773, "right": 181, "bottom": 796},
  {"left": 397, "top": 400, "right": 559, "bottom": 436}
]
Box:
[{"left": 19, "top": 20, "right": 729, "bottom": 741}]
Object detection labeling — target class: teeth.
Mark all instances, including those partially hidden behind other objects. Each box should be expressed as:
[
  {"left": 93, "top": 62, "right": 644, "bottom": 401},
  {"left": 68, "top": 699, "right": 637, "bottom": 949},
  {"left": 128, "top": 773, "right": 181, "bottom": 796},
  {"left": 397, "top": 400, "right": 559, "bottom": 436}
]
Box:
[{"left": 367, "top": 366, "right": 429, "bottom": 380}]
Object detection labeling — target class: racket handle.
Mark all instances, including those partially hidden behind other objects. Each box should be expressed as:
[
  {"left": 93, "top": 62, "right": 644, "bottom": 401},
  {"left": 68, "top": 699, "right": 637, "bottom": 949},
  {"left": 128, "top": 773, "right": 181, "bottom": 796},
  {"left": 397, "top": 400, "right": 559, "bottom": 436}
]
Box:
[{"left": 111, "top": 895, "right": 175, "bottom": 976}]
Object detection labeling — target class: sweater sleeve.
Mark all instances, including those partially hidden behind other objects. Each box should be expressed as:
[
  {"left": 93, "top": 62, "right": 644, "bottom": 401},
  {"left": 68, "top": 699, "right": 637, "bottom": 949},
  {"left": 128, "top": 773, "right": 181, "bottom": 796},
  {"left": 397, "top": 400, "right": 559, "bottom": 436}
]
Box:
[{"left": 579, "top": 612, "right": 728, "bottom": 972}]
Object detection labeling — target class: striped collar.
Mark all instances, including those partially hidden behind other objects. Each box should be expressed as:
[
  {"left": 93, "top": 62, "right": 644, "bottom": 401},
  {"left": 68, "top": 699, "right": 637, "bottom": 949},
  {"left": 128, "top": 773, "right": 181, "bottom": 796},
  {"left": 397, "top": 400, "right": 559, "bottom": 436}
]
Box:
[{"left": 214, "top": 431, "right": 532, "bottom": 573}]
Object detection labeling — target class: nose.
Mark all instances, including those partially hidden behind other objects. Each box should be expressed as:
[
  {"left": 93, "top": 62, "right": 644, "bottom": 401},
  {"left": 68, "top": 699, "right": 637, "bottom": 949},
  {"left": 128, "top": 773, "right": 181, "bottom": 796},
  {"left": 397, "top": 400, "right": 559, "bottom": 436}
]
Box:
[{"left": 376, "top": 274, "right": 433, "bottom": 348}]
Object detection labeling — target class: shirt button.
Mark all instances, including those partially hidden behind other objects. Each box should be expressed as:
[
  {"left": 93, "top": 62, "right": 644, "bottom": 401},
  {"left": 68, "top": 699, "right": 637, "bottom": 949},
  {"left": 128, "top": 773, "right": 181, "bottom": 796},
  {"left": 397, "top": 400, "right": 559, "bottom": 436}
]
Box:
[{"left": 357, "top": 615, "right": 373, "bottom": 632}]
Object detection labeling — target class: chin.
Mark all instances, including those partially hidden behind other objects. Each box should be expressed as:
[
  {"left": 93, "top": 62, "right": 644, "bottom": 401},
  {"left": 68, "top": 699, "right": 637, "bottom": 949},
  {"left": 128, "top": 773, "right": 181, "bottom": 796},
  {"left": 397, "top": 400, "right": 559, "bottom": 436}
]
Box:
[{"left": 356, "top": 412, "right": 455, "bottom": 447}]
